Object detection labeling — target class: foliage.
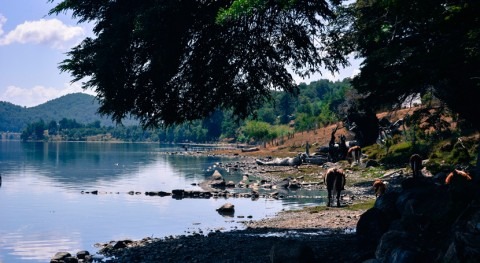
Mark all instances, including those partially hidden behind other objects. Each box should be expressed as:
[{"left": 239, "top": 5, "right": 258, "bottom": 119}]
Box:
[
  {"left": 342, "top": 0, "right": 480, "bottom": 130},
  {"left": 49, "top": 0, "right": 348, "bottom": 128},
  {"left": 425, "top": 136, "right": 478, "bottom": 174},
  {"left": 0, "top": 93, "right": 135, "bottom": 132},
  {"left": 362, "top": 144, "right": 384, "bottom": 161},
  {"left": 242, "top": 120, "right": 271, "bottom": 143},
  {"left": 21, "top": 120, "right": 46, "bottom": 141},
  {"left": 4, "top": 79, "right": 353, "bottom": 144},
  {"left": 381, "top": 142, "right": 414, "bottom": 165}
]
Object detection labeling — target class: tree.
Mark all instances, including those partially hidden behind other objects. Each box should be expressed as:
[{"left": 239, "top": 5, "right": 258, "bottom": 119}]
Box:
[
  {"left": 202, "top": 110, "right": 224, "bottom": 141},
  {"left": 278, "top": 92, "right": 297, "bottom": 124},
  {"left": 49, "top": 0, "right": 348, "bottom": 127},
  {"left": 345, "top": 0, "right": 480, "bottom": 129},
  {"left": 243, "top": 120, "right": 271, "bottom": 143},
  {"left": 48, "top": 120, "right": 58, "bottom": 135},
  {"left": 343, "top": 0, "right": 480, "bottom": 174}
]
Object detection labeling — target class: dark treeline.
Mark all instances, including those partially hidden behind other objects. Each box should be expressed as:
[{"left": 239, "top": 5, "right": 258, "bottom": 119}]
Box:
[{"left": 18, "top": 79, "right": 351, "bottom": 143}]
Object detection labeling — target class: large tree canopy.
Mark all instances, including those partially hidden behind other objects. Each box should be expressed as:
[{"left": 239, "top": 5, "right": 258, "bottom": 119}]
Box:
[
  {"left": 49, "top": 0, "right": 347, "bottom": 127},
  {"left": 347, "top": 0, "right": 480, "bottom": 129}
]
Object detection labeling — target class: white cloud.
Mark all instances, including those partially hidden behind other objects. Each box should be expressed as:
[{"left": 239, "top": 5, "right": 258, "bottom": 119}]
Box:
[
  {"left": 0, "top": 14, "right": 6, "bottom": 36},
  {"left": 0, "top": 18, "right": 84, "bottom": 49},
  {"left": 1, "top": 83, "right": 96, "bottom": 107}
]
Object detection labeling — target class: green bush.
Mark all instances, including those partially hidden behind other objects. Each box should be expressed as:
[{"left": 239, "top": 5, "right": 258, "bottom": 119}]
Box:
[
  {"left": 362, "top": 144, "right": 385, "bottom": 160},
  {"left": 449, "top": 145, "right": 472, "bottom": 164},
  {"left": 381, "top": 142, "right": 411, "bottom": 164}
]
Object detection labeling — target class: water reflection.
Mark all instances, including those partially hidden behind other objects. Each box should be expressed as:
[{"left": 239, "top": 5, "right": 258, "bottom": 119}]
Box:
[
  {"left": 0, "top": 141, "right": 325, "bottom": 263},
  {"left": 3, "top": 231, "right": 82, "bottom": 261}
]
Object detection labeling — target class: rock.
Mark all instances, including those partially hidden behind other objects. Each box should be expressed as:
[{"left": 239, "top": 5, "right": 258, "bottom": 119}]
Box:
[
  {"left": 216, "top": 203, "right": 234, "bottom": 212},
  {"left": 288, "top": 180, "right": 301, "bottom": 189},
  {"left": 365, "top": 159, "right": 379, "bottom": 168},
  {"left": 373, "top": 190, "right": 401, "bottom": 221},
  {"left": 356, "top": 207, "right": 391, "bottom": 251},
  {"left": 172, "top": 189, "right": 185, "bottom": 197},
  {"left": 76, "top": 250, "right": 89, "bottom": 259},
  {"left": 276, "top": 178, "right": 291, "bottom": 189},
  {"left": 444, "top": 206, "right": 480, "bottom": 262},
  {"left": 212, "top": 170, "right": 223, "bottom": 180},
  {"left": 216, "top": 203, "right": 235, "bottom": 217},
  {"left": 145, "top": 191, "right": 171, "bottom": 196},
  {"left": 206, "top": 170, "right": 226, "bottom": 188},
  {"left": 51, "top": 252, "right": 71, "bottom": 262},
  {"left": 113, "top": 239, "right": 133, "bottom": 249},
  {"left": 433, "top": 171, "right": 449, "bottom": 184},
  {"left": 375, "top": 231, "right": 426, "bottom": 263}
]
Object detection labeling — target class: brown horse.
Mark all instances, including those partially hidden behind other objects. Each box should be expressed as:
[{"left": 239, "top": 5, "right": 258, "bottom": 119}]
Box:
[
  {"left": 409, "top": 154, "right": 422, "bottom": 178},
  {"left": 324, "top": 168, "right": 346, "bottom": 207},
  {"left": 348, "top": 146, "right": 362, "bottom": 165},
  {"left": 445, "top": 169, "right": 474, "bottom": 205},
  {"left": 445, "top": 169, "right": 472, "bottom": 185},
  {"left": 373, "top": 179, "right": 386, "bottom": 198}
]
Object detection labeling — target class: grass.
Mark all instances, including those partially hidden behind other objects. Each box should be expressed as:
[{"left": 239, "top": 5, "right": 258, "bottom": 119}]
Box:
[
  {"left": 345, "top": 199, "right": 376, "bottom": 211},
  {"left": 358, "top": 166, "right": 386, "bottom": 179},
  {"left": 295, "top": 199, "right": 376, "bottom": 214}
]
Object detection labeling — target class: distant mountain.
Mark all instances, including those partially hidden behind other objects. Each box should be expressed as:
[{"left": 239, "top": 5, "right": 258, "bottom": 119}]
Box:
[{"left": 0, "top": 93, "right": 137, "bottom": 132}]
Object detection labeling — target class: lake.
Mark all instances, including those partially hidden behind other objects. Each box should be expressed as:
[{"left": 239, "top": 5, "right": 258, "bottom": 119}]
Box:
[{"left": 0, "top": 141, "right": 326, "bottom": 262}]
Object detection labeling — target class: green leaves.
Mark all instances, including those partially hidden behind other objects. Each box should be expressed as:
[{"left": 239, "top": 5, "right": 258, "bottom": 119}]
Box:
[
  {"left": 216, "top": 0, "right": 266, "bottom": 23},
  {"left": 49, "top": 0, "right": 346, "bottom": 128},
  {"left": 346, "top": 0, "right": 480, "bottom": 129},
  {"left": 216, "top": 0, "right": 298, "bottom": 23}
]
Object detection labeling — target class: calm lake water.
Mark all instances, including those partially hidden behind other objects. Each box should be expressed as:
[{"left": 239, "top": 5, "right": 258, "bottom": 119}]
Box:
[{"left": 0, "top": 141, "right": 326, "bottom": 262}]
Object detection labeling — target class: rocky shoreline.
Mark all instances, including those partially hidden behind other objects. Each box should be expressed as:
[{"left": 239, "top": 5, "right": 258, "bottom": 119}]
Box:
[
  {"left": 51, "top": 208, "right": 368, "bottom": 263},
  {"left": 51, "top": 149, "right": 480, "bottom": 263},
  {"left": 50, "top": 151, "right": 381, "bottom": 263}
]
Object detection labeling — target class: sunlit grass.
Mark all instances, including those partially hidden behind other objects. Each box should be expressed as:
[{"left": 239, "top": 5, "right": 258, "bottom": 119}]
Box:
[
  {"left": 345, "top": 199, "right": 376, "bottom": 211},
  {"left": 292, "top": 199, "right": 375, "bottom": 214}
]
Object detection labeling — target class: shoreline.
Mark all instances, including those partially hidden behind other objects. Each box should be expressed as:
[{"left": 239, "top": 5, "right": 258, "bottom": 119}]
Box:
[{"left": 51, "top": 149, "right": 379, "bottom": 262}]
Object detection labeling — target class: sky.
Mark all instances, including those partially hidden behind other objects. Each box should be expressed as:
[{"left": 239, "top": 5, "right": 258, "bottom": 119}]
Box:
[{"left": 0, "top": 1, "right": 360, "bottom": 108}]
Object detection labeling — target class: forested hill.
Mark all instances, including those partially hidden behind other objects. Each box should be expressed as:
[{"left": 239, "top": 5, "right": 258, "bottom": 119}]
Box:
[{"left": 0, "top": 93, "right": 136, "bottom": 132}]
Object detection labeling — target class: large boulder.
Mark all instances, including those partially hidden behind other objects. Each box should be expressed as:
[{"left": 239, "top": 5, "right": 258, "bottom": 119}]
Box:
[
  {"left": 444, "top": 203, "right": 480, "bottom": 262},
  {"left": 356, "top": 207, "right": 391, "bottom": 252},
  {"left": 362, "top": 175, "right": 480, "bottom": 262},
  {"left": 375, "top": 231, "right": 428, "bottom": 263}
]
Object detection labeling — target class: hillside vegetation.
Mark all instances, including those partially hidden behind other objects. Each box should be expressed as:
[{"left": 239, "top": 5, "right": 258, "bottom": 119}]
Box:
[
  {"left": 220, "top": 106, "right": 479, "bottom": 173},
  {"left": 2, "top": 79, "right": 351, "bottom": 143},
  {"left": 0, "top": 93, "right": 137, "bottom": 132}
]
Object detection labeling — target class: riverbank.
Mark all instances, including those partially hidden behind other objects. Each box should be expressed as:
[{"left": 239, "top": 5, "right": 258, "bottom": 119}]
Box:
[
  {"left": 93, "top": 200, "right": 373, "bottom": 263},
  {"left": 51, "top": 146, "right": 398, "bottom": 262},
  {"left": 94, "top": 196, "right": 378, "bottom": 261}
]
